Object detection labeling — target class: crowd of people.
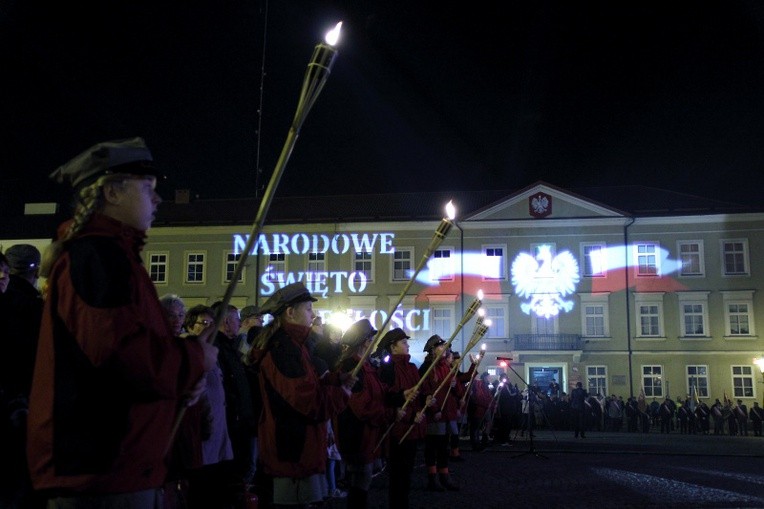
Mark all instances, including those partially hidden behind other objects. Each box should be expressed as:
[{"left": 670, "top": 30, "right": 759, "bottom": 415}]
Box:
[
  {"left": 0, "top": 135, "right": 490, "bottom": 509},
  {"left": 1, "top": 137, "right": 763, "bottom": 509},
  {"left": 467, "top": 376, "right": 764, "bottom": 444}
]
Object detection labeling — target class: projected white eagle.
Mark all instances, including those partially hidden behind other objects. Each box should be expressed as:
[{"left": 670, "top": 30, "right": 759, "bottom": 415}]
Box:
[{"left": 511, "top": 245, "right": 580, "bottom": 318}]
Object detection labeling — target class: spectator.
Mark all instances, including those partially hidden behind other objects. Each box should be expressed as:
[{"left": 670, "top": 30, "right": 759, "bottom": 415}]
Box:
[
  {"left": 160, "top": 294, "right": 187, "bottom": 337},
  {"left": 237, "top": 305, "right": 263, "bottom": 356},
  {"left": 211, "top": 302, "right": 257, "bottom": 491},
  {"left": 183, "top": 305, "right": 235, "bottom": 509},
  {"left": 1, "top": 245, "right": 46, "bottom": 509}
]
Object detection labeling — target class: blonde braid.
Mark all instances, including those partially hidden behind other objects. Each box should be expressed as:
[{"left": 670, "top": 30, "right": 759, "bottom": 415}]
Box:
[
  {"left": 248, "top": 315, "right": 284, "bottom": 360},
  {"left": 39, "top": 176, "right": 115, "bottom": 278}
]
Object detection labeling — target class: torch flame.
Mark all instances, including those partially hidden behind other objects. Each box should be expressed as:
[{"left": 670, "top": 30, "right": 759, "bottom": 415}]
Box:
[
  {"left": 325, "top": 22, "right": 342, "bottom": 46},
  {"left": 445, "top": 200, "right": 456, "bottom": 220},
  {"left": 481, "top": 343, "right": 487, "bottom": 350},
  {"left": 477, "top": 289, "right": 484, "bottom": 300}
]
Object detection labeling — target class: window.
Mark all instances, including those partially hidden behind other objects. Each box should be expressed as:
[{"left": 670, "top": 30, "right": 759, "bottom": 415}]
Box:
[
  {"left": 721, "top": 239, "right": 749, "bottom": 276},
  {"left": 581, "top": 243, "right": 607, "bottom": 277},
  {"left": 686, "top": 365, "right": 709, "bottom": 398},
  {"left": 642, "top": 365, "right": 663, "bottom": 398},
  {"left": 184, "top": 252, "right": 206, "bottom": 284},
  {"left": 634, "top": 242, "right": 659, "bottom": 276},
  {"left": 483, "top": 298, "right": 508, "bottom": 338},
  {"left": 587, "top": 366, "right": 607, "bottom": 397},
  {"left": 531, "top": 242, "right": 556, "bottom": 259},
  {"left": 579, "top": 293, "right": 609, "bottom": 338},
  {"left": 354, "top": 251, "right": 374, "bottom": 283},
  {"left": 147, "top": 252, "right": 169, "bottom": 284},
  {"left": 224, "top": 251, "right": 245, "bottom": 284},
  {"left": 678, "top": 292, "right": 709, "bottom": 338},
  {"left": 731, "top": 366, "right": 754, "bottom": 398},
  {"left": 391, "top": 247, "right": 413, "bottom": 282},
  {"left": 308, "top": 252, "right": 326, "bottom": 273},
  {"left": 677, "top": 240, "right": 704, "bottom": 277},
  {"left": 265, "top": 253, "right": 286, "bottom": 284},
  {"left": 482, "top": 245, "right": 506, "bottom": 280},
  {"left": 722, "top": 291, "right": 755, "bottom": 337},
  {"left": 430, "top": 248, "right": 454, "bottom": 282},
  {"left": 634, "top": 293, "right": 664, "bottom": 338},
  {"left": 430, "top": 304, "right": 454, "bottom": 339},
  {"left": 531, "top": 315, "right": 558, "bottom": 335}
]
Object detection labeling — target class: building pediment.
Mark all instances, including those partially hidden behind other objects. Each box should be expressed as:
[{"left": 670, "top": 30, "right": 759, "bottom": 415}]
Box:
[{"left": 465, "top": 181, "right": 628, "bottom": 221}]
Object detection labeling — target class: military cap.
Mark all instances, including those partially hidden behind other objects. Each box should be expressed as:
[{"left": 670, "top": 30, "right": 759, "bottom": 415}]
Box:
[
  {"left": 341, "top": 319, "right": 378, "bottom": 348},
  {"left": 4, "top": 244, "right": 41, "bottom": 273},
  {"left": 480, "top": 371, "right": 490, "bottom": 380},
  {"left": 50, "top": 137, "right": 159, "bottom": 190},
  {"left": 240, "top": 305, "right": 262, "bottom": 320},
  {"left": 423, "top": 334, "right": 446, "bottom": 353},
  {"left": 451, "top": 350, "right": 461, "bottom": 360},
  {"left": 259, "top": 282, "right": 317, "bottom": 316},
  {"left": 378, "top": 327, "right": 410, "bottom": 352}
]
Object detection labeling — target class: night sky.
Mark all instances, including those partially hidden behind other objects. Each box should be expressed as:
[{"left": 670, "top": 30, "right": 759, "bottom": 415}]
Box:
[{"left": 2, "top": 1, "right": 763, "bottom": 206}]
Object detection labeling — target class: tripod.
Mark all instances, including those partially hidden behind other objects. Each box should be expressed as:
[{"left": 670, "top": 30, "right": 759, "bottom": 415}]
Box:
[{"left": 507, "top": 365, "right": 548, "bottom": 459}]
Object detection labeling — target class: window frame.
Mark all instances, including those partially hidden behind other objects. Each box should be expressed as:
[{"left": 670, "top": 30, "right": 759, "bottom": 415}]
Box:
[
  {"left": 720, "top": 239, "right": 750, "bottom": 277},
  {"left": 722, "top": 290, "right": 755, "bottom": 337},
  {"left": 677, "top": 291, "right": 710, "bottom": 339},
  {"left": 264, "top": 252, "right": 287, "bottom": 285},
  {"left": 634, "top": 292, "right": 665, "bottom": 339},
  {"left": 223, "top": 251, "right": 245, "bottom": 284},
  {"left": 430, "top": 247, "right": 455, "bottom": 282},
  {"left": 146, "top": 251, "right": 169, "bottom": 285},
  {"left": 641, "top": 365, "right": 664, "bottom": 398},
  {"left": 353, "top": 250, "right": 375, "bottom": 283},
  {"left": 676, "top": 240, "right": 705, "bottom": 277},
  {"left": 686, "top": 365, "right": 709, "bottom": 399},
  {"left": 184, "top": 250, "right": 207, "bottom": 285},
  {"left": 586, "top": 365, "right": 608, "bottom": 397},
  {"left": 482, "top": 295, "right": 509, "bottom": 339},
  {"left": 482, "top": 244, "right": 507, "bottom": 281},
  {"left": 731, "top": 365, "right": 755, "bottom": 399},
  {"left": 579, "top": 293, "right": 610, "bottom": 339},
  {"left": 634, "top": 242, "right": 660, "bottom": 277},
  {"left": 581, "top": 242, "right": 607, "bottom": 278},
  {"left": 307, "top": 251, "right": 327, "bottom": 274},
  {"left": 390, "top": 246, "right": 413, "bottom": 283}
]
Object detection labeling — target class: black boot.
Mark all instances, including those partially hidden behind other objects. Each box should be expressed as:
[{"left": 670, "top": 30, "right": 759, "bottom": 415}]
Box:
[
  {"left": 427, "top": 473, "right": 445, "bottom": 492},
  {"left": 439, "top": 473, "right": 460, "bottom": 491}
]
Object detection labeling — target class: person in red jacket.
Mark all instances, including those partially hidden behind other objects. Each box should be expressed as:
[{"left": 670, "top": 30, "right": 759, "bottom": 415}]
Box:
[
  {"left": 445, "top": 350, "right": 474, "bottom": 462},
  {"left": 27, "top": 138, "right": 218, "bottom": 508},
  {"left": 377, "top": 328, "right": 428, "bottom": 509},
  {"left": 467, "top": 372, "right": 494, "bottom": 451},
  {"left": 335, "top": 319, "right": 388, "bottom": 509},
  {"left": 248, "top": 282, "right": 354, "bottom": 508},
  {"left": 419, "top": 335, "right": 459, "bottom": 491}
]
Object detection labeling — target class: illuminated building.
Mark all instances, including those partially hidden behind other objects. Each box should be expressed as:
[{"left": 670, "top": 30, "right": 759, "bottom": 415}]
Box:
[{"left": 4, "top": 181, "right": 763, "bottom": 403}]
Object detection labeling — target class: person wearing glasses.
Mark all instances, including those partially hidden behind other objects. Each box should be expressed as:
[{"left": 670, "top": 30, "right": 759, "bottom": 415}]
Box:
[{"left": 182, "top": 304, "right": 234, "bottom": 508}]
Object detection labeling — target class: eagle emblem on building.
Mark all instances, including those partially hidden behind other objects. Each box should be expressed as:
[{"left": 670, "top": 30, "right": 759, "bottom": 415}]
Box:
[{"left": 511, "top": 245, "right": 580, "bottom": 318}]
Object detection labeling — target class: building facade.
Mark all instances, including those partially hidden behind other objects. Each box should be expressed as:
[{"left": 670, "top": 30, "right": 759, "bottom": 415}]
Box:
[{"left": 4, "top": 182, "right": 763, "bottom": 404}]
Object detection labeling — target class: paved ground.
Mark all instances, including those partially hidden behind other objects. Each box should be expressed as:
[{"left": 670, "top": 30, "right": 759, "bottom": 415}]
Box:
[{"left": 327, "top": 430, "right": 764, "bottom": 509}]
